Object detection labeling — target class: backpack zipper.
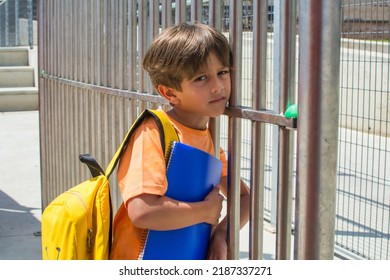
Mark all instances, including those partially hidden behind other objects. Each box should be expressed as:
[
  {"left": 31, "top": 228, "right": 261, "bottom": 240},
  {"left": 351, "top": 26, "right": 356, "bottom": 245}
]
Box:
[{"left": 67, "top": 190, "right": 93, "bottom": 254}]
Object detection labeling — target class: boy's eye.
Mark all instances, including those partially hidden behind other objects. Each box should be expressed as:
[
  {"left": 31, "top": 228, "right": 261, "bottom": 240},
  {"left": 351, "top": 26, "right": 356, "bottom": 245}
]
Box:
[
  {"left": 218, "top": 69, "right": 230, "bottom": 76},
  {"left": 194, "top": 75, "right": 206, "bottom": 82},
  {"left": 192, "top": 69, "right": 230, "bottom": 82}
]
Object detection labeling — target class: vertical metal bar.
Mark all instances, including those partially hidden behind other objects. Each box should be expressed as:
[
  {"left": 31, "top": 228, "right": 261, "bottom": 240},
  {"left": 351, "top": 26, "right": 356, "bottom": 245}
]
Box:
[
  {"left": 15, "top": 0, "right": 19, "bottom": 46},
  {"left": 58, "top": 0, "right": 62, "bottom": 77},
  {"left": 0, "top": 5, "right": 2, "bottom": 46},
  {"left": 107, "top": 0, "right": 113, "bottom": 88},
  {"left": 191, "top": 0, "right": 202, "bottom": 23},
  {"left": 270, "top": 0, "right": 280, "bottom": 235},
  {"left": 74, "top": 86, "right": 81, "bottom": 183},
  {"left": 249, "top": 0, "right": 267, "bottom": 260},
  {"left": 161, "top": 0, "right": 172, "bottom": 30},
  {"left": 77, "top": 0, "right": 82, "bottom": 82},
  {"left": 209, "top": 0, "right": 221, "bottom": 30},
  {"left": 127, "top": 0, "right": 137, "bottom": 90},
  {"left": 208, "top": 0, "right": 222, "bottom": 158},
  {"left": 52, "top": 0, "right": 56, "bottom": 76},
  {"left": 65, "top": 0, "right": 70, "bottom": 79},
  {"left": 111, "top": 96, "right": 124, "bottom": 210},
  {"left": 66, "top": 1, "right": 73, "bottom": 186},
  {"left": 275, "top": 0, "right": 297, "bottom": 260},
  {"left": 108, "top": 95, "right": 116, "bottom": 169},
  {"left": 0, "top": 6, "right": 3, "bottom": 46},
  {"left": 101, "top": 0, "right": 108, "bottom": 86},
  {"left": 227, "top": 0, "right": 243, "bottom": 260},
  {"left": 47, "top": 1, "right": 52, "bottom": 74},
  {"left": 110, "top": 0, "right": 118, "bottom": 88},
  {"left": 38, "top": 0, "right": 47, "bottom": 207},
  {"left": 90, "top": 0, "right": 95, "bottom": 84},
  {"left": 76, "top": 0, "right": 83, "bottom": 181},
  {"left": 71, "top": 0, "right": 76, "bottom": 81},
  {"left": 118, "top": 0, "right": 126, "bottom": 89},
  {"left": 102, "top": 92, "right": 109, "bottom": 167},
  {"left": 76, "top": 0, "right": 80, "bottom": 83},
  {"left": 335, "top": 2, "right": 345, "bottom": 257},
  {"left": 79, "top": 0, "right": 85, "bottom": 180},
  {"left": 175, "top": 0, "right": 186, "bottom": 24},
  {"left": 148, "top": 0, "right": 159, "bottom": 94},
  {"left": 81, "top": 86, "right": 89, "bottom": 180},
  {"left": 138, "top": 0, "right": 148, "bottom": 92},
  {"left": 4, "top": 0, "right": 8, "bottom": 46},
  {"left": 95, "top": 0, "right": 101, "bottom": 85},
  {"left": 48, "top": 0, "right": 54, "bottom": 198},
  {"left": 58, "top": 0, "right": 61, "bottom": 77},
  {"left": 28, "top": 0, "right": 33, "bottom": 48},
  {"left": 83, "top": 0, "right": 89, "bottom": 83},
  {"left": 295, "top": 0, "right": 341, "bottom": 260}
]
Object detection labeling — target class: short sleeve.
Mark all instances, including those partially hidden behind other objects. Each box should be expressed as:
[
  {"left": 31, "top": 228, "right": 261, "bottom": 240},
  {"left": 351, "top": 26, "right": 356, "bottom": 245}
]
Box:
[
  {"left": 219, "top": 147, "right": 228, "bottom": 178},
  {"left": 117, "top": 116, "right": 168, "bottom": 207}
]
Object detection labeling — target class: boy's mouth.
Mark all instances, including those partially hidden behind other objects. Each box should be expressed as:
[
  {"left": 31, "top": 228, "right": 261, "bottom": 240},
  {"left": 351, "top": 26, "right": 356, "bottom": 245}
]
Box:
[{"left": 209, "top": 96, "right": 226, "bottom": 104}]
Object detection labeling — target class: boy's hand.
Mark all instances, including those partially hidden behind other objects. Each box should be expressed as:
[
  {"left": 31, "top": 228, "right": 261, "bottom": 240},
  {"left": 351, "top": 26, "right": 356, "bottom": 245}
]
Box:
[{"left": 203, "top": 186, "right": 224, "bottom": 226}]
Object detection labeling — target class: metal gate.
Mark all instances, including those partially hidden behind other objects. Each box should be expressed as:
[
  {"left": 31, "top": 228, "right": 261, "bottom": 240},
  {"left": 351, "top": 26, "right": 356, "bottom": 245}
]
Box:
[{"left": 38, "top": 0, "right": 388, "bottom": 260}]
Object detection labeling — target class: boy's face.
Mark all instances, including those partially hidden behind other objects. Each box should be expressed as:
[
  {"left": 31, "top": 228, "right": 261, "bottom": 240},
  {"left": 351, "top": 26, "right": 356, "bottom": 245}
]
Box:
[{"left": 171, "top": 52, "right": 231, "bottom": 119}]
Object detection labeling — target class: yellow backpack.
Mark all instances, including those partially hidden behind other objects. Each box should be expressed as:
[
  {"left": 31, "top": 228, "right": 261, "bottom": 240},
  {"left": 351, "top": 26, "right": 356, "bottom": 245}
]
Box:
[{"left": 41, "top": 109, "right": 178, "bottom": 260}]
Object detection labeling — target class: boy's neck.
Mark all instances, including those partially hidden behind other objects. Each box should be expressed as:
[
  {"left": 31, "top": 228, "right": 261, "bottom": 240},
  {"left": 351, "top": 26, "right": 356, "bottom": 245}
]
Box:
[{"left": 167, "top": 109, "right": 209, "bottom": 131}]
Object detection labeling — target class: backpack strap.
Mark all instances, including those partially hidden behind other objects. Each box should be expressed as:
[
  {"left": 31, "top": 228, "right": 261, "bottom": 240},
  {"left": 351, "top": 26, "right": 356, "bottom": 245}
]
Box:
[
  {"left": 105, "top": 109, "right": 179, "bottom": 178},
  {"left": 147, "top": 109, "right": 180, "bottom": 160}
]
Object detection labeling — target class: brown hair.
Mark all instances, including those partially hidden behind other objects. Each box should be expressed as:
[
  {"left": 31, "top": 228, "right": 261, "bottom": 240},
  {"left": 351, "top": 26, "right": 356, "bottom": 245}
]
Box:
[{"left": 143, "top": 22, "right": 232, "bottom": 91}]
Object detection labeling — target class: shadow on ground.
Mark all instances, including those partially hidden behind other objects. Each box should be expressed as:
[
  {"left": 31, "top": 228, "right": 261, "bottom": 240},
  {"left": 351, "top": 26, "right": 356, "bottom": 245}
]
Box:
[{"left": 0, "top": 190, "right": 42, "bottom": 260}]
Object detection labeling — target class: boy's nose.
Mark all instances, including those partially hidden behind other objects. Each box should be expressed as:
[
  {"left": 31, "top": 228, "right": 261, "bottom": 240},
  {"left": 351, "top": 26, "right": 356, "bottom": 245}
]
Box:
[{"left": 210, "top": 78, "right": 224, "bottom": 94}]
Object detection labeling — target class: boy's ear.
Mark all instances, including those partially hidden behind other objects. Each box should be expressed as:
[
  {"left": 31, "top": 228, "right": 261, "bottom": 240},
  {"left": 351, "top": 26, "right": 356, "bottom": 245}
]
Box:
[{"left": 157, "top": 85, "right": 179, "bottom": 105}]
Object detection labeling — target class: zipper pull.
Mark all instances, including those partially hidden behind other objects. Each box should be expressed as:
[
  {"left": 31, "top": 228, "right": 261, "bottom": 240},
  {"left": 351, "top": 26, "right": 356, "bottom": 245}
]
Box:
[{"left": 87, "top": 228, "right": 93, "bottom": 255}]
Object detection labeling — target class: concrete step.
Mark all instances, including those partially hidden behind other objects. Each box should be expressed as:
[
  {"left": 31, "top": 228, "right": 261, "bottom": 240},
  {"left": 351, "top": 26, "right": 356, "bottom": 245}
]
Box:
[
  {"left": 0, "top": 87, "right": 39, "bottom": 111},
  {"left": 0, "top": 66, "right": 35, "bottom": 87},
  {"left": 0, "top": 47, "right": 29, "bottom": 67}
]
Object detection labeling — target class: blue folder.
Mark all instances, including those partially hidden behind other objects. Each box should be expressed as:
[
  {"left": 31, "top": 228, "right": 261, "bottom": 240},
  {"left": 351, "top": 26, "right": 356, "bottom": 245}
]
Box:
[{"left": 141, "top": 141, "right": 222, "bottom": 260}]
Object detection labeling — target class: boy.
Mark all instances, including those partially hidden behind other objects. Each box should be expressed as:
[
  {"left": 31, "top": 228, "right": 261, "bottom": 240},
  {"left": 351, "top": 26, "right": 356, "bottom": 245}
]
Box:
[{"left": 110, "top": 22, "right": 250, "bottom": 260}]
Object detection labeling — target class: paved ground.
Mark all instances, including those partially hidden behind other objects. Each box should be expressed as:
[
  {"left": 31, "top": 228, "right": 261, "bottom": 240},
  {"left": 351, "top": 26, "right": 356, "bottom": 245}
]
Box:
[
  {"left": 0, "top": 110, "right": 281, "bottom": 260},
  {"left": 0, "top": 111, "right": 42, "bottom": 259}
]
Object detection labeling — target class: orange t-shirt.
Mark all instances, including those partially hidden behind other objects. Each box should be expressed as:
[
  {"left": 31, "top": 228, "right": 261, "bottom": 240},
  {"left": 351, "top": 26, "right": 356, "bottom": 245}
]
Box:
[{"left": 110, "top": 110, "right": 228, "bottom": 259}]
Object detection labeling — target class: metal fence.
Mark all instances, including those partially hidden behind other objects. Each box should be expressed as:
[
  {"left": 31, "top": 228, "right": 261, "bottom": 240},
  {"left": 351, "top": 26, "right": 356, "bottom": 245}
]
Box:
[
  {"left": 336, "top": 0, "right": 389, "bottom": 260},
  {"left": 222, "top": 0, "right": 390, "bottom": 260},
  {"left": 0, "top": 0, "right": 36, "bottom": 47},
  {"left": 38, "top": 0, "right": 388, "bottom": 260}
]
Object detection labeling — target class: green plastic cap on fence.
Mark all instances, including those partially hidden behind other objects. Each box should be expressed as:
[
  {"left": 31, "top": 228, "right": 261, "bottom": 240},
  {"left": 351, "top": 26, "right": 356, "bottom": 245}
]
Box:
[{"left": 284, "top": 104, "right": 298, "bottom": 119}]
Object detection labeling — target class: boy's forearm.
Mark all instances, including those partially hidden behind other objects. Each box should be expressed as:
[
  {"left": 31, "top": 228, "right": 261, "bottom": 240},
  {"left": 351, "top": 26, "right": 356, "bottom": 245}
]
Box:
[
  {"left": 127, "top": 194, "right": 210, "bottom": 231},
  {"left": 219, "top": 177, "right": 250, "bottom": 229},
  {"left": 215, "top": 180, "right": 250, "bottom": 237},
  {"left": 239, "top": 182, "right": 250, "bottom": 229},
  {"left": 215, "top": 193, "right": 250, "bottom": 236}
]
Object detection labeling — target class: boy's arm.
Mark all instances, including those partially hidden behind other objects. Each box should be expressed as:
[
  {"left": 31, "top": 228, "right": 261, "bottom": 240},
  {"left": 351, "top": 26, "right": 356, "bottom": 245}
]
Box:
[
  {"left": 207, "top": 177, "right": 250, "bottom": 260},
  {"left": 126, "top": 186, "right": 224, "bottom": 231}
]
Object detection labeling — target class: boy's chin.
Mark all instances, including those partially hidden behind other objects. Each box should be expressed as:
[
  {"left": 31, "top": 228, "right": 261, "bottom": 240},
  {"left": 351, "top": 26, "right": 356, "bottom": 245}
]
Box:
[{"left": 209, "top": 108, "right": 227, "bottom": 118}]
